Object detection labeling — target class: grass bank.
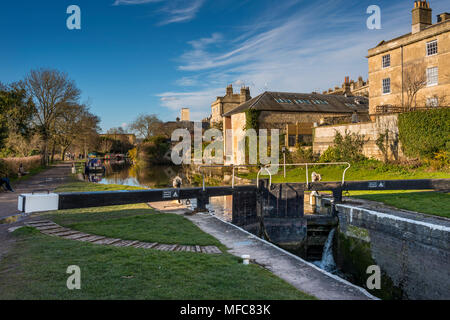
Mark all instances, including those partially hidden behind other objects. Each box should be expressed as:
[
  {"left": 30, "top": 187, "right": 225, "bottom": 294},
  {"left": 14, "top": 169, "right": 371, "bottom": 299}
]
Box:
[
  {"left": 238, "top": 160, "right": 450, "bottom": 183},
  {"left": 0, "top": 181, "right": 314, "bottom": 300},
  {"left": 348, "top": 190, "right": 450, "bottom": 218}
]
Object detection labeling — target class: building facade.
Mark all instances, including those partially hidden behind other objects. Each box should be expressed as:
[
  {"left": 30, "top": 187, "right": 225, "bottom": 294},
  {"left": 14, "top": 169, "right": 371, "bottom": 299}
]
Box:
[
  {"left": 210, "top": 84, "right": 251, "bottom": 125},
  {"left": 368, "top": 1, "right": 450, "bottom": 116},
  {"left": 222, "top": 91, "right": 368, "bottom": 164}
]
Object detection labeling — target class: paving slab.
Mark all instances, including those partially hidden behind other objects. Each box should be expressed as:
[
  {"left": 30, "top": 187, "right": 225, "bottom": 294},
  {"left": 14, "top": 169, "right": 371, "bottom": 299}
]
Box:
[
  {"left": 91, "top": 238, "right": 121, "bottom": 245},
  {"left": 61, "top": 233, "right": 91, "bottom": 240},
  {"left": 77, "top": 235, "right": 106, "bottom": 242}
]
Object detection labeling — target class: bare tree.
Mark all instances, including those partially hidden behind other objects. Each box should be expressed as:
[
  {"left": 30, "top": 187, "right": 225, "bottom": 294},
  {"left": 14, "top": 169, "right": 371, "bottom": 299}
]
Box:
[
  {"left": 403, "top": 62, "right": 427, "bottom": 111},
  {"left": 21, "top": 69, "right": 81, "bottom": 165},
  {"left": 129, "top": 114, "right": 163, "bottom": 140}
]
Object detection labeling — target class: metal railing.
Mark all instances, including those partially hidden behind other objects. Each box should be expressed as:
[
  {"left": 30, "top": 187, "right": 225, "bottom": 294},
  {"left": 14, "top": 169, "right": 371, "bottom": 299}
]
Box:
[
  {"left": 198, "top": 164, "right": 260, "bottom": 191},
  {"left": 376, "top": 105, "right": 449, "bottom": 114},
  {"left": 256, "top": 162, "right": 351, "bottom": 189}
]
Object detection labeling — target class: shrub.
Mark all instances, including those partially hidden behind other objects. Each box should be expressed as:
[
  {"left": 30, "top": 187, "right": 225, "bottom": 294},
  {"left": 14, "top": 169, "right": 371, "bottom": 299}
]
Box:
[
  {"left": 291, "top": 145, "right": 318, "bottom": 163},
  {"left": 0, "top": 155, "right": 42, "bottom": 177},
  {"left": 319, "top": 130, "right": 367, "bottom": 163},
  {"left": 398, "top": 108, "right": 450, "bottom": 159},
  {"left": 140, "top": 135, "right": 170, "bottom": 165}
]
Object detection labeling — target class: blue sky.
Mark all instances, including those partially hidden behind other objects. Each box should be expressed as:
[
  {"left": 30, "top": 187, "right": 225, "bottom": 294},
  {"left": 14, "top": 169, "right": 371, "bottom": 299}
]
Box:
[{"left": 0, "top": 0, "right": 448, "bottom": 132}]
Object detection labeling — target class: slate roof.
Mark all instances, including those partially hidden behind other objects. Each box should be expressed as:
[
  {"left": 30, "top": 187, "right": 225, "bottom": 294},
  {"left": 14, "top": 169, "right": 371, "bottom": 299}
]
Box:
[{"left": 223, "top": 91, "right": 368, "bottom": 116}]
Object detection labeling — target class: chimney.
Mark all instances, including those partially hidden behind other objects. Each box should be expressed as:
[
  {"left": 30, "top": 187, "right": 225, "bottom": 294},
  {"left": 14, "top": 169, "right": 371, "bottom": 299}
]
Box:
[
  {"left": 437, "top": 12, "right": 450, "bottom": 23},
  {"left": 181, "top": 108, "right": 190, "bottom": 121},
  {"left": 343, "top": 76, "right": 351, "bottom": 94},
  {"left": 240, "top": 86, "right": 251, "bottom": 104},
  {"left": 226, "top": 84, "right": 233, "bottom": 96},
  {"left": 412, "top": 1, "right": 432, "bottom": 34}
]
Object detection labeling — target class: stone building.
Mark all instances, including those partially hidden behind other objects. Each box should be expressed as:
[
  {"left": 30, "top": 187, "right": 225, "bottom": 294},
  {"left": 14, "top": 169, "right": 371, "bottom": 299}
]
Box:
[
  {"left": 210, "top": 84, "right": 251, "bottom": 125},
  {"left": 222, "top": 91, "right": 368, "bottom": 164},
  {"left": 323, "top": 76, "right": 369, "bottom": 97},
  {"left": 368, "top": 1, "right": 450, "bottom": 117}
]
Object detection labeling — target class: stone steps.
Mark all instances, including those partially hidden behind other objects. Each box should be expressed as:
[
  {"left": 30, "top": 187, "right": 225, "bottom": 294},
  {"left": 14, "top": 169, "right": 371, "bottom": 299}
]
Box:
[{"left": 24, "top": 220, "right": 222, "bottom": 254}]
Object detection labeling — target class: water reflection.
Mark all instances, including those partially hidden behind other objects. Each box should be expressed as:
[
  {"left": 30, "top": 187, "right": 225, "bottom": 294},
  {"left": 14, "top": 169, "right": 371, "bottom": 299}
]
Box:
[{"left": 92, "top": 161, "right": 199, "bottom": 189}]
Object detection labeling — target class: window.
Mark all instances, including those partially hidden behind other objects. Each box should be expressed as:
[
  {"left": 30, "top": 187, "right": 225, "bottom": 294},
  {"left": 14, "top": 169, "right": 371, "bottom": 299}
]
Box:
[
  {"left": 426, "top": 67, "right": 438, "bottom": 86},
  {"left": 382, "top": 54, "right": 390, "bottom": 68},
  {"left": 276, "top": 98, "right": 292, "bottom": 103},
  {"left": 426, "top": 97, "right": 438, "bottom": 107},
  {"left": 295, "top": 99, "right": 312, "bottom": 104},
  {"left": 382, "top": 78, "right": 391, "bottom": 94},
  {"left": 426, "top": 40, "right": 438, "bottom": 56},
  {"left": 288, "top": 135, "right": 296, "bottom": 147}
]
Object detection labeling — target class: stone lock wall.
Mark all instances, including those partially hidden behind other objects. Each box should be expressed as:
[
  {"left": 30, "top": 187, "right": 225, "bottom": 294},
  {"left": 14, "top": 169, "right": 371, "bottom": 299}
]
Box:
[{"left": 318, "top": 197, "right": 450, "bottom": 299}]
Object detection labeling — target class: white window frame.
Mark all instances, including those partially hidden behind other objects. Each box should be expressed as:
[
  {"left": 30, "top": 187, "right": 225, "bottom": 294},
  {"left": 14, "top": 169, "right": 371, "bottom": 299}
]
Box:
[
  {"left": 382, "top": 78, "right": 391, "bottom": 95},
  {"left": 426, "top": 40, "right": 438, "bottom": 56},
  {"left": 426, "top": 66, "right": 438, "bottom": 86},
  {"left": 382, "top": 54, "right": 390, "bottom": 69}
]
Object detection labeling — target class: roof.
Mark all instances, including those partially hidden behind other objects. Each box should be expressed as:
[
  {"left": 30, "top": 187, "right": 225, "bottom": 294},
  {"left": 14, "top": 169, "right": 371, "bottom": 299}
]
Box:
[
  {"left": 367, "top": 19, "right": 450, "bottom": 57},
  {"left": 223, "top": 91, "right": 368, "bottom": 116}
]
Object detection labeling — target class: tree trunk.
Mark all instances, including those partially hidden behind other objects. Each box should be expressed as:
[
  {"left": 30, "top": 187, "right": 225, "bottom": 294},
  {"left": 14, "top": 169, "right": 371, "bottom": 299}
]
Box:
[{"left": 50, "top": 142, "right": 56, "bottom": 163}]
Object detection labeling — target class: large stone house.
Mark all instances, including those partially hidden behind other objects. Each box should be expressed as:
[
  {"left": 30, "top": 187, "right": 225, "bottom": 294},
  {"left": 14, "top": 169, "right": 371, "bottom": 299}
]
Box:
[
  {"left": 222, "top": 91, "right": 368, "bottom": 164},
  {"left": 210, "top": 84, "right": 251, "bottom": 125},
  {"left": 368, "top": 1, "right": 450, "bottom": 117}
]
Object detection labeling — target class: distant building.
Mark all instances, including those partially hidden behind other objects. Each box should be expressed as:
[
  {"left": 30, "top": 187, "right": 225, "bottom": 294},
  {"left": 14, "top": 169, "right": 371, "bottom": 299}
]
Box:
[
  {"left": 181, "top": 108, "right": 190, "bottom": 121},
  {"left": 222, "top": 91, "right": 369, "bottom": 163},
  {"left": 323, "top": 76, "right": 369, "bottom": 97},
  {"left": 367, "top": 1, "right": 450, "bottom": 117},
  {"left": 210, "top": 84, "right": 251, "bottom": 125}
]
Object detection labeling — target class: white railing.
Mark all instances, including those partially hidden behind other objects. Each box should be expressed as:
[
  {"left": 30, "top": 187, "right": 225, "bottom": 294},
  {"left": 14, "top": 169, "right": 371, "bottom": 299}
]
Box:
[
  {"left": 198, "top": 164, "right": 260, "bottom": 191},
  {"left": 256, "top": 162, "right": 351, "bottom": 189}
]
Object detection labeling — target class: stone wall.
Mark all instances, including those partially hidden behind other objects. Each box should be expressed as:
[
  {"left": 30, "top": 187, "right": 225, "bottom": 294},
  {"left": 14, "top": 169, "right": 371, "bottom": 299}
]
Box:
[
  {"left": 317, "top": 197, "right": 450, "bottom": 300},
  {"left": 313, "top": 114, "right": 404, "bottom": 161}
]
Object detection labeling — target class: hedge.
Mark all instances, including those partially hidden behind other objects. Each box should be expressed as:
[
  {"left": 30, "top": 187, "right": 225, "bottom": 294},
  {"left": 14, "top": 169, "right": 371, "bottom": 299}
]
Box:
[{"left": 398, "top": 108, "right": 450, "bottom": 159}]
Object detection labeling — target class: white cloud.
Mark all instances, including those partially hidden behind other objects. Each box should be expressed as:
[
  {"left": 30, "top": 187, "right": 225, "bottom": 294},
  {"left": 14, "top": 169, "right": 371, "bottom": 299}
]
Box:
[
  {"left": 157, "top": 0, "right": 422, "bottom": 119},
  {"left": 158, "top": 0, "right": 205, "bottom": 25},
  {"left": 113, "top": 0, "right": 205, "bottom": 25},
  {"left": 157, "top": 0, "right": 450, "bottom": 120}
]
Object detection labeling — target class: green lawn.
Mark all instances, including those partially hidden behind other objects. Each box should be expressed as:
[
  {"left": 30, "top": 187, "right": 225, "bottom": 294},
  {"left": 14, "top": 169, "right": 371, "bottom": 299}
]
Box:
[
  {"left": 0, "top": 181, "right": 314, "bottom": 300},
  {"left": 348, "top": 190, "right": 450, "bottom": 218},
  {"left": 239, "top": 160, "right": 450, "bottom": 183}
]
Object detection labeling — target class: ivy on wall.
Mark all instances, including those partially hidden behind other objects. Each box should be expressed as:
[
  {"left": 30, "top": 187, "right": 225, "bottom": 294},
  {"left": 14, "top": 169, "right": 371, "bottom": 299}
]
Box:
[
  {"left": 245, "top": 109, "right": 261, "bottom": 130},
  {"left": 398, "top": 108, "right": 450, "bottom": 159}
]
